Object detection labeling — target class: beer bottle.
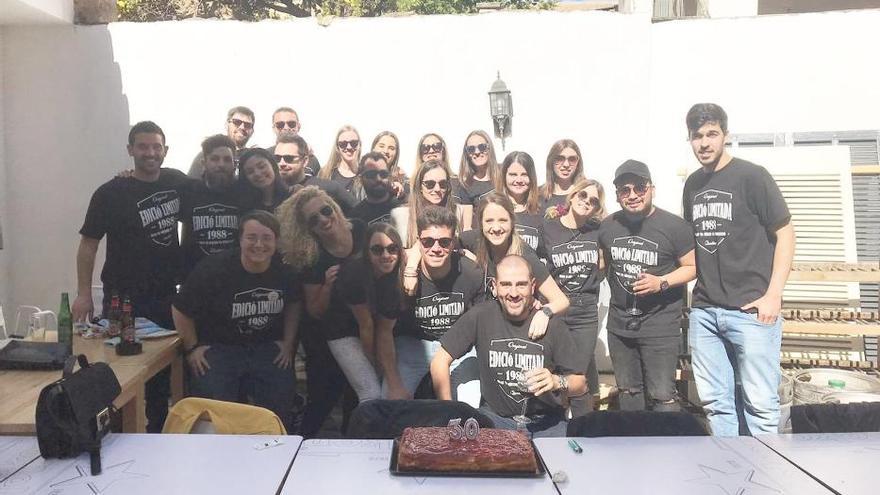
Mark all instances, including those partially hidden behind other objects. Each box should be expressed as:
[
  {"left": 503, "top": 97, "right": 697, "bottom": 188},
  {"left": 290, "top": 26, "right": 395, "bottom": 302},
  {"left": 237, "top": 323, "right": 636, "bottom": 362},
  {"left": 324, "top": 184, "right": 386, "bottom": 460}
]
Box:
[
  {"left": 107, "top": 293, "right": 122, "bottom": 337},
  {"left": 120, "top": 297, "right": 134, "bottom": 344},
  {"left": 58, "top": 292, "right": 73, "bottom": 355}
]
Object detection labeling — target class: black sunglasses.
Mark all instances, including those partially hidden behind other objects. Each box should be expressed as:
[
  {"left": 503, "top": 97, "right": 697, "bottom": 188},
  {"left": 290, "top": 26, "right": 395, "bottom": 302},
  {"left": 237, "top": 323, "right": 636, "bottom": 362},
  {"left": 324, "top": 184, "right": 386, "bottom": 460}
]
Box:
[
  {"left": 616, "top": 183, "right": 649, "bottom": 198},
  {"left": 369, "top": 244, "right": 400, "bottom": 256},
  {"left": 274, "top": 120, "right": 298, "bottom": 130},
  {"left": 465, "top": 143, "right": 490, "bottom": 155},
  {"left": 575, "top": 190, "right": 601, "bottom": 208},
  {"left": 337, "top": 140, "right": 360, "bottom": 150},
  {"left": 229, "top": 118, "right": 253, "bottom": 130},
  {"left": 274, "top": 154, "right": 303, "bottom": 164},
  {"left": 307, "top": 205, "right": 334, "bottom": 228},
  {"left": 418, "top": 237, "right": 454, "bottom": 250},
  {"left": 362, "top": 169, "right": 390, "bottom": 180},
  {"left": 421, "top": 179, "right": 449, "bottom": 190},
  {"left": 420, "top": 143, "right": 444, "bottom": 154}
]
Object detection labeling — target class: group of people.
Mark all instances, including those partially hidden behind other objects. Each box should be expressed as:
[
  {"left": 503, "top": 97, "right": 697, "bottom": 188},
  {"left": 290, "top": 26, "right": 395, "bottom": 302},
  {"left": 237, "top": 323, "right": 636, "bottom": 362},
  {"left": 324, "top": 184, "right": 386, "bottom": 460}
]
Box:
[{"left": 71, "top": 102, "right": 794, "bottom": 438}]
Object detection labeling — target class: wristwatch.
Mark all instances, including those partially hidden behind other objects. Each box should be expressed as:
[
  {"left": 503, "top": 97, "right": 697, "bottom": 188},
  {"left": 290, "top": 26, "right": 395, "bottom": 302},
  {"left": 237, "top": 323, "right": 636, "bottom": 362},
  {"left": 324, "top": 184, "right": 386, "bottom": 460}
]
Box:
[
  {"left": 556, "top": 374, "right": 569, "bottom": 393},
  {"left": 659, "top": 278, "right": 669, "bottom": 293},
  {"left": 541, "top": 306, "right": 554, "bottom": 318}
]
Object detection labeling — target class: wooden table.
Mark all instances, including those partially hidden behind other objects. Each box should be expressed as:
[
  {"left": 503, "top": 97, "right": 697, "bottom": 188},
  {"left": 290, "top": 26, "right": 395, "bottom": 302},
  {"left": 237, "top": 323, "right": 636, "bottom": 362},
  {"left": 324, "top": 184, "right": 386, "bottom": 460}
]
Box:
[
  {"left": 535, "top": 436, "right": 833, "bottom": 494},
  {"left": 0, "top": 335, "right": 183, "bottom": 434},
  {"left": 757, "top": 432, "right": 880, "bottom": 495},
  {"left": 0, "top": 433, "right": 302, "bottom": 494}
]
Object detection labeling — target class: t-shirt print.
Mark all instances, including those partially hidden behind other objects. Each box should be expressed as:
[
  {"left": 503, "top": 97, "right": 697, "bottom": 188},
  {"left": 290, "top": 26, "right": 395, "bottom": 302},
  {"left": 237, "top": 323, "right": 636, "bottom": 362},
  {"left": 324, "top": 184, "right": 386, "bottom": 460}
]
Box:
[
  {"left": 549, "top": 239, "right": 598, "bottom": 292},
  {"left": 489, "top": 338, "right": 545, "bottom": 403},
  {"left": 609, "top": 235, "right": 659, "bottom": 294},
  {"left": 191, "top": 203, "right": 239, "bottom": 255},
  {"left": 368, "top": 213, "right": 392, "bottom": 226},
  {"left": 137, "top": 190, "right": 180, "bottom": 247},
  {"left": 690, "top": 189, "right": 733, "bottom": 254},
  {"left": 516, "top": 224, "right": 540, "bottom": 250},
  {"left": 415, "top": 291, "right": 466, "bottom": 340},
  {"left": 231, "top": 287, "right": 285, "bottom": 336}
]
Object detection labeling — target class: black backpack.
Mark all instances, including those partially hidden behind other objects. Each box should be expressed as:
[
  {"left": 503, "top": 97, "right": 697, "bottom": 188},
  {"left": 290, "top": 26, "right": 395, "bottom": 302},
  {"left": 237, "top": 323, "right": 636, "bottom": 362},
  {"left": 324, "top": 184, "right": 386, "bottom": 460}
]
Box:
[{"left": 35, "top": 354, "right": 121, "bottom": 475}]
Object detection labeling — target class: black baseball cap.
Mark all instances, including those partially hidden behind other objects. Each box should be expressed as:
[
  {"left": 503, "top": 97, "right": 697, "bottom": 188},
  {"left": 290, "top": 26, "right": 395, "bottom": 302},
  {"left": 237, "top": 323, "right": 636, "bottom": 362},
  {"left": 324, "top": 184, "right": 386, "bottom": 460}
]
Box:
[{"left": 613, "top": 160, "right": 652, "bottom": 186}]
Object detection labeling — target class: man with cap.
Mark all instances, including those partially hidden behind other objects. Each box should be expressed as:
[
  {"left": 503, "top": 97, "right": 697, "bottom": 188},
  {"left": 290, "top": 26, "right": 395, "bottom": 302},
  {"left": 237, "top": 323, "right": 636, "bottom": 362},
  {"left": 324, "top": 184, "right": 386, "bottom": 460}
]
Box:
[{"left": 597, "top": 160, "right": 696, "bottom": 411}]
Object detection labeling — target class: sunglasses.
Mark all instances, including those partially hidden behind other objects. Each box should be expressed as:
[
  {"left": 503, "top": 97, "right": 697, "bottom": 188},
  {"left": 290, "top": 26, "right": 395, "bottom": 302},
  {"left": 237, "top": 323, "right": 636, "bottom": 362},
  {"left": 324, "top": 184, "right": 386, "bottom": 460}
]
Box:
[
  {"left": 337, "top": 140, "right": 360, "bottom": 150},
  {"left": 274, "top": 154, "right": 303, "bottom": 164},
  {"left": 421, "top": 179, "right": 449, "bottom": 191},
  {"left": 362, "top": 169, "right": 390, "bottom": 180},
  {"left": 229, "top": 118, "right": 254, "bottom": 130},
  {"left": 307, "top": 205, "right": 334, "bottom": 228},
  {"left": 616, "top": 183, "right": 650, "bottom": 198},
  {"left": 274, "top": 120, "right": 298, "bottom": 130},
  {"left": 465, "top": 143, "right": 490, "bottom": 155},
  {"left": 575, "top": 190, "right": 601, "bottom": 208},
  {"left": 418, "top": 237, "right": 454, "bottom": 250},
  {"left": 369, "top": 244, "right": 400, "bottom": 256},
  {"left": 420, "top": 143, "right": 444, "bottom": 154},
  {"left": 554, "top": 155, "right": 579, "bottom": 165}
]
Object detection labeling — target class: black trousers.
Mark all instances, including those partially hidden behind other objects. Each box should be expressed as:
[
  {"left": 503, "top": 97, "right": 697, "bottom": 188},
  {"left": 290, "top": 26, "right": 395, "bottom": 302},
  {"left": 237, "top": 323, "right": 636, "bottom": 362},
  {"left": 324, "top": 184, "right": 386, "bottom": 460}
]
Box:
[
  {"left": 607, "top": 332, "right": 680, "bottom": 412},
  {"left": 299, "top": 320, "right": 348, "bottom": 438}
]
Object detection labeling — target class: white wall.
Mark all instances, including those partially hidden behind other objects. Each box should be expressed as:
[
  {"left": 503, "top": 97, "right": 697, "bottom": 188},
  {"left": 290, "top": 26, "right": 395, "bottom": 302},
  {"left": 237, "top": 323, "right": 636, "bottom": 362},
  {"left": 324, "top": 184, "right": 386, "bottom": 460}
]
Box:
[
  {"left": 0, "top": 27, "right": 7, "bottom": 321},
  {"left": 3, "top": 9, "right": 879, "bottom": 319}
]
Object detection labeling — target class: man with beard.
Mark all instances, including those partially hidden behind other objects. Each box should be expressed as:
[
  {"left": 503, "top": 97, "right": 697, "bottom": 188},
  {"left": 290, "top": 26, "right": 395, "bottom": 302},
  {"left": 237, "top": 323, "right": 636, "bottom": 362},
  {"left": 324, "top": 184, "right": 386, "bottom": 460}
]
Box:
[
  {"left": 597, "top": 160, "right": 696, "bottom": 412},
  {"left": 432, "top": 255, "right": 585, "bottom": 437},
  {"left": 180, "top": 134, "right": 244, "bottom": 277},
  {"left": 683, "top": 103, "right": 794, "bottom": 436},
  {"left": 265, "top": 106, "right": 321, "bottom": 179},
  {"left": 73, "top": 121, "right": 189, "bottom": 432},
  {"left": 188, "top": 106, "right": 255, "bottom": 178},
  {"left": 350, "top": 152, "right": 402, "bottom": 225},
  {"left": 274, "top": 134, "right": 356, "bottom": 214}
]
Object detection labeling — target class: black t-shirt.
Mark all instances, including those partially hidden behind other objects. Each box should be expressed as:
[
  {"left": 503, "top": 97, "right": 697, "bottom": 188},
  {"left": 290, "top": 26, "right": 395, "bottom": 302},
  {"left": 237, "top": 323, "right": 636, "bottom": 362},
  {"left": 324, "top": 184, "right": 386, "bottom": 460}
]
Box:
[
  {"left": 180, "top": 180, "right": 245, "bottom": 276},
  {"left": 323, "top": 258, "right": 401, "bottom": 341},
  {"left": 79, "top": 169, "right": 190, "bottom": 297},
  {"left": 397, "top": 254, "right": 485, "bottom": 341},
  {"left": 330, "top": 169, "right": 357, "bottom": 193},
  {"left": 540, "top": 219, "right": 602, "bottom": 301},
  {"left": 302, "top": 219, "right": 368, "bottom": 286},
  {"left": 441, "top": 301, "right": 578, "bottom": 418},
  {"left": 598, "top": 208, "right": 695, "bottom": 338},
  {"left": 453, "top": 178, "right": 495, "bottom": 224},
  {"left": 174, "top": 249, "right": 298, "bottom": 346},
  {"left": 350, "top": 197, "right": 403, "bottom": 226},
  {"left": 515, "top": 211, "right": 543, "bottom": 251},
  {"left": 683, "top": 158, "right": 791, "bottom": 309},
  {"left": 298, "top": 176, "right": 358, "bottom": 216}
]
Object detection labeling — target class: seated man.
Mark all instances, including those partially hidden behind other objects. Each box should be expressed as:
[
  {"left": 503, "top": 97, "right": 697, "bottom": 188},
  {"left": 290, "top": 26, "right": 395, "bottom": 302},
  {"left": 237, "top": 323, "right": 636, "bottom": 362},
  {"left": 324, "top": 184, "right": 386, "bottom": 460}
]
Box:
[
  {"left": 431, "top": 255, "right": 586, "bottom": 437},
  {"left": 173, "top": 210, "right": 300, "bottom": 430}
]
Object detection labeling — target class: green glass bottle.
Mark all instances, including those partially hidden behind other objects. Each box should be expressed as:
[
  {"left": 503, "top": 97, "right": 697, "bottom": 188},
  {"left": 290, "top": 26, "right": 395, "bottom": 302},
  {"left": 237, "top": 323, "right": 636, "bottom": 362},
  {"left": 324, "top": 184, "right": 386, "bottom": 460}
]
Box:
[{"left": 58, "top": 292, "right": 73, "bottom": 355}]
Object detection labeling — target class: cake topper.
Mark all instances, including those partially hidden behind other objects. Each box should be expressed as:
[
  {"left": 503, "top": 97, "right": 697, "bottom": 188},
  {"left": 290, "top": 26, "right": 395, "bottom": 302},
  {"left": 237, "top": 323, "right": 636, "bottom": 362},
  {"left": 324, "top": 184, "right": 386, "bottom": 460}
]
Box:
[{"left": 447, "top": 418, "right": 480, "bottom": 441}]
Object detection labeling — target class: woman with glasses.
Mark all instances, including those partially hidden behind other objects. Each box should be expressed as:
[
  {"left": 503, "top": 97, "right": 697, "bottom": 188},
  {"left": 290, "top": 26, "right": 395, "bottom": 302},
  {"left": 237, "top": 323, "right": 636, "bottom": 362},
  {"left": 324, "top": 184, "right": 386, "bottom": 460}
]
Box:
[
  {"left": 454, "top": 130, "right": 499, "bottom": 231},
  {"left": 464, "top": 193, "right": 570, "bottom": 339},
  {"left": 391, "top": 158, "right": 458, "bottom": 248},
  {"left": 540, "top": 139, "right": 586, "bottom": 210},
  {"left": 320, "top": 223, "right": 410, "bottom": 402},
  {"left": 237, "top": 148, "right": 291, "bottom": 211},
  {"left": 540, "top": 179, "right": 607, "bottom": 415},
  {"left": 412, "top": 133, "right": 449, "bottom": 179},
  {"left": 319, "top": 125, "right": 362, "bottom": 194},
  {"left": 277, "top": 186, "right": 367, "bottom": 437},
  {"left": 371, "top": 131, "right": 409, "bottom": 202},
  {"left": 498, "top": 151, "right": 543, "bottom": 251}
]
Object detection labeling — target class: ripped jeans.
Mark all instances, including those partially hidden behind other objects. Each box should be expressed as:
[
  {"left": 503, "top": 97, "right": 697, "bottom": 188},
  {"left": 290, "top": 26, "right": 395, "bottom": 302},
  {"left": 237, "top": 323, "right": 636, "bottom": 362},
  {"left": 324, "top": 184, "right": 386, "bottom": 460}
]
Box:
[{"left": 607, "top": 332, "right": 680, "bottom": 412}]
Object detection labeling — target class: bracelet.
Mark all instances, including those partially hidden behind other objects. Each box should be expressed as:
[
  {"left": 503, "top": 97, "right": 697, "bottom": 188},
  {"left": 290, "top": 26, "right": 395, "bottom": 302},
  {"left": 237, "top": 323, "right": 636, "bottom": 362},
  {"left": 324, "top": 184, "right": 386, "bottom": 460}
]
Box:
[{"left": 183, "top": 345, "right": 199, "bottom": 356}]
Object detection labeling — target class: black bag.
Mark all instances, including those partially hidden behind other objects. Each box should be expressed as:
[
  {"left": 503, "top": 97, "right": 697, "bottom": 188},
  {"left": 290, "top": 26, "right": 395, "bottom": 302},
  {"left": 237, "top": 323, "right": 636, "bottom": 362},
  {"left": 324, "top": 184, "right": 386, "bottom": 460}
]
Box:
[{"left": 35, "top": 354, "right": 121, "bottom": 475}]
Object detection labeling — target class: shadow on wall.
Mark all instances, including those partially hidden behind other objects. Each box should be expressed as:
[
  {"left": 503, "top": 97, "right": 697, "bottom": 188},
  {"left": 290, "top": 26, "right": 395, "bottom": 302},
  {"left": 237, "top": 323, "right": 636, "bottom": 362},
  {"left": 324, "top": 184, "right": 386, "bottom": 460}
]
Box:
[{"left": 4, "top": 24, "right": 130, "bottom": 314}]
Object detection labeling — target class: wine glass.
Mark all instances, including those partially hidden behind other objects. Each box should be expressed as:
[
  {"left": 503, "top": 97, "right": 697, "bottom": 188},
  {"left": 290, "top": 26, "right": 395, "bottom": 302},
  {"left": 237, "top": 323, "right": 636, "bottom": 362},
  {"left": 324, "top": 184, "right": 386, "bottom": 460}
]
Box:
[
  {"left": 626, "top": 266, "right": 644, "bottom": 317},
  {"left": 512, "top": 367, "right": 534, "bottom": 426}
]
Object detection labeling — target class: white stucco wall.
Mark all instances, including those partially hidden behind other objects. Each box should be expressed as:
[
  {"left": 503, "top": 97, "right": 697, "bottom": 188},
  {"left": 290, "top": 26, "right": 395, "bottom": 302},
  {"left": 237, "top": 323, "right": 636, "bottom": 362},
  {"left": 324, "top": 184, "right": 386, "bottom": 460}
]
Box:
[
  {"left": 2, "top": 9, "right": 878, "bottom": 330},
  {"left": 0, "top": 27, "right": 7, "bottom": 323}
]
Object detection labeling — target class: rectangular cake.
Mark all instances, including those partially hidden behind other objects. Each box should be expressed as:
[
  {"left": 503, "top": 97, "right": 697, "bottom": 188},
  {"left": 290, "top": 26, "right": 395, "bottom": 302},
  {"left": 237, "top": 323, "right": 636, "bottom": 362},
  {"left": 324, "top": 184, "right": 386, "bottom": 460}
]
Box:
[{"left": 396, "top": 426, "right": 538, "bottom": 473}]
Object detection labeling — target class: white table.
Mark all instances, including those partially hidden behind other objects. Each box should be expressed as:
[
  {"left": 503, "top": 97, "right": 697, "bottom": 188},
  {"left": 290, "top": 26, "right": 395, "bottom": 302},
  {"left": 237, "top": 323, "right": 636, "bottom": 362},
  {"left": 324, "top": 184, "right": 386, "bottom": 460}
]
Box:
[
  {"left": 0, "top": 437, "right": 39, "bottom": 482},
  {"left": 0, "top": 433, "right": 302, "bottom": 494},
  {"left": 535, "top": 436, "right": 833, "bottom": 495},
  {"left": 280, "top": 438, "right": 558, "bottom": 495},
  {"left": 757, "top": 432, "right": 880, "bottom": 495}
]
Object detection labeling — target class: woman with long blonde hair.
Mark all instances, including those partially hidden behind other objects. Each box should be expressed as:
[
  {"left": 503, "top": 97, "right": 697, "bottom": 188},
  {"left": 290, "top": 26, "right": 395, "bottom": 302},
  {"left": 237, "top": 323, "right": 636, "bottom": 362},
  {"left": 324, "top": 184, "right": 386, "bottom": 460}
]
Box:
[
  {"left": 454, "top": 130, "right": 498, "bottom": 231},
  {"left": 540, "top": 139, "right": 586, "bottom": 210},
  {"left": 319, "top": 125, "right": 362, "bottom": 194},
  {"left": 391, "top": 158, "right": 457, "bottom": 248},
  {"left": 410, "top": 133, "right": 449, "bottom": 183},
  {"left": 540, "top": 178, "right": 607, "bottom": 415}
]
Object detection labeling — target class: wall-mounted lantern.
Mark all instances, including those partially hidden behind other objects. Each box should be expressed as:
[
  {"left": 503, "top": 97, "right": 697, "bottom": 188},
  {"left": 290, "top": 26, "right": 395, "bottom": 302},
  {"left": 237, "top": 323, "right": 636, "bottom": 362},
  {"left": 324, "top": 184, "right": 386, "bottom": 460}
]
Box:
[{"left": 488, "top": 71, "right": 513, "bottom": 150}]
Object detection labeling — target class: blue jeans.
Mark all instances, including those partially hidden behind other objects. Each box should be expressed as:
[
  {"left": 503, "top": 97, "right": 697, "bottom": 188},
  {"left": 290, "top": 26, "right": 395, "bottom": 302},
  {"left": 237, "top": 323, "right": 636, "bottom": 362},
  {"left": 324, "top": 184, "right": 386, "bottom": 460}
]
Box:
[
  {"left": 688, "top": 307, "right": 782, "bottom": 436},
  {"left": 189, "top": 341, "right": 297, "bottom": 431},
  {"left": 390, "top": 335, "right": 480, "bottom": 407},
  {"left": 478, "top": 406, "right": 568, "bottom": 438}
]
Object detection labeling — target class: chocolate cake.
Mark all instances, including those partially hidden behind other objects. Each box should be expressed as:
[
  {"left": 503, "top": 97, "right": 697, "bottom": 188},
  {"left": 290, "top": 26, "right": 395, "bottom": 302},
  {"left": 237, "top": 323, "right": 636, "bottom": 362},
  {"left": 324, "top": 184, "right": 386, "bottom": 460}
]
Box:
[{"left": 396, "top": 426, "right": 537, "bottom": 473}]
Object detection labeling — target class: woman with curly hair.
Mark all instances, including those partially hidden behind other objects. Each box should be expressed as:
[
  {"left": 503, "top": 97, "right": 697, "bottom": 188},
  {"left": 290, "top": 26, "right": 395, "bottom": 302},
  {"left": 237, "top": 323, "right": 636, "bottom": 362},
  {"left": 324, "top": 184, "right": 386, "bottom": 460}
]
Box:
[
  {"left": 454, "top": 130, "right": 499, "bottom": 231},
  {"left": 498, "top": 151, "right": 542, "bottom": 251},
  {"left": 540, "top": 139, "right": 586, "bottom": 210},
  {"left": 276, "top": 186, "right": 367, "bottom": 437},
  {"left": 319, "top": 125, "right": 362, "bottom": 194},
  {"left": 540, "top": 178, "right": 607, "bottom": 415}
]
